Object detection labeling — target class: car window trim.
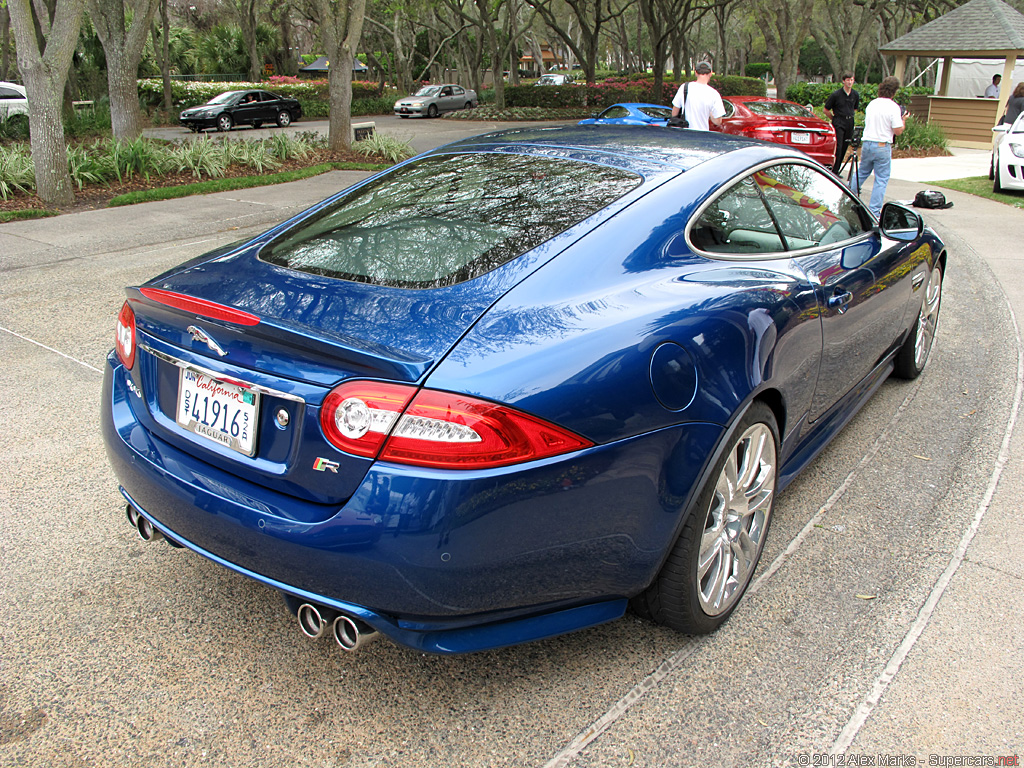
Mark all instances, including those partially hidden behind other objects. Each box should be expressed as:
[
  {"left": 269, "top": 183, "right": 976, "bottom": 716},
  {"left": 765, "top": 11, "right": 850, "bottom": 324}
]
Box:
[{"left": 685, "top": 158, "right": 875, "bottom": 262}]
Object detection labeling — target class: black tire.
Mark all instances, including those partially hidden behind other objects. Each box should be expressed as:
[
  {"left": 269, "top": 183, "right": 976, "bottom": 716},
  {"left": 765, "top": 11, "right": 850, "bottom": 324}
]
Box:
[
  {"left": 464, "top": 102, "right": 473, "bottom": 110},
  {"left": 893, "top": 262, "right": 943, "bottom": 379},
  {"left": 216, "top": 113, "right": 232, "bottom": 132},
  {"left": 252, "top": 120, "right": 263, "bottom": 129},
  {"left": 989, "top": 155, "right": 995, "bottom": 180},
  {"left": 427, "top": 104, "right": 438, "bottom": 118},
  {"left": 631, "top": 402, "right": 779, "bottom": 634},
  {"left": 276, "top": 110, "right": 292, "bottom": 127},
  {"left": 994, "top": 163, "right": 1004, "bottom": 192}
]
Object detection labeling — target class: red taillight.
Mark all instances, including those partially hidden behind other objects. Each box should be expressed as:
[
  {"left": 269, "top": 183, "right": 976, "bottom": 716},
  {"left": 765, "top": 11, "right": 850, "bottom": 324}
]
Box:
[
  {"left": 115, "top": 301, "right": 136, "bottom": 369},
  {"left": 139, "top": 287, "right": 260, "bottom": 326},
  {"left": 320, "top": 382, "right": 417, "bottom": 458},
  {"left": 320, "top": 382, "right": 594, "bottom": 469}
]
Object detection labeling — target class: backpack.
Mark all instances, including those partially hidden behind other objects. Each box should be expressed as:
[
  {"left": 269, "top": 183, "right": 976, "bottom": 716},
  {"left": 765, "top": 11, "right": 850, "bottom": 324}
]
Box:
[
  {"left": 667, "top": 83, "right": 689, "bottom": 129},
  {"left": 913, "top": 190, "right": 954, "bottom": 209}
]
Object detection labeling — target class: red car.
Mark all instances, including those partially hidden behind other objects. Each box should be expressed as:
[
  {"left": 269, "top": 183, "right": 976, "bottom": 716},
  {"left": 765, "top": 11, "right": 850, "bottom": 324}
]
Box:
[{"left": 713, "top": 96, "right": 837, "bottom": 168}]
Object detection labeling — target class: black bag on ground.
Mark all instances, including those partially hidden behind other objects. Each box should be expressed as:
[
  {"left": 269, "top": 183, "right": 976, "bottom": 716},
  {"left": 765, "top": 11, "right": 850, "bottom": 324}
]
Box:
[{"left": 913, "top": 190, "right": 954, "bottom": 209}]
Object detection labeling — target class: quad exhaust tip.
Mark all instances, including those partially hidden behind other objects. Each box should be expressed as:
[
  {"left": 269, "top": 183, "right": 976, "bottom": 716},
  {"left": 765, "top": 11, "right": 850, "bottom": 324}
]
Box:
[
  {"left": 297, "top": 602, "right": 379, "bottom": 651},
  {"left": 125, "top": 504, "right": 163, "bottom": 542}
]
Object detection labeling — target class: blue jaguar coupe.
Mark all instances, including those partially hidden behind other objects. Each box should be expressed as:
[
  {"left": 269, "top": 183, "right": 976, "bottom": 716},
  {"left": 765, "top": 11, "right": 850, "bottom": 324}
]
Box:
[{"left": 102, "top": 126, "right": 945, "bottom": 654}]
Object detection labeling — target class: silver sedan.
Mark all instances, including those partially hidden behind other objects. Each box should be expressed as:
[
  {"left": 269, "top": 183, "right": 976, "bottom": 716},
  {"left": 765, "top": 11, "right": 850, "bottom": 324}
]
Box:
[{"left": 394, "top": 84, "right": 478, "bottom": 118}]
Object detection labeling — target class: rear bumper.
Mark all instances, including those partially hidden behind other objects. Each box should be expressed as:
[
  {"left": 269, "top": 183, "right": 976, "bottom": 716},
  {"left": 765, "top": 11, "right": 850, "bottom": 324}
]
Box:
[{"left": 102, "top": 353, "right": 722, "bottom": 652}]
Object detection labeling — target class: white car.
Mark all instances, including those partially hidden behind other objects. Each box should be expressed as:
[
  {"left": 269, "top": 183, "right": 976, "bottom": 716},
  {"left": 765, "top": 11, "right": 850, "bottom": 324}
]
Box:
[
  {"left": 0, "top": 81, "right": 28, "bottom": 122},
  {"left": 992, "top": 112, "right": 1024, "bottom": 192},
  {"left": 394, "top": 84, "right": 477, "bottom": 118},
  {"left": 535, "top": 73, "right": 574, "bottom": 86}
]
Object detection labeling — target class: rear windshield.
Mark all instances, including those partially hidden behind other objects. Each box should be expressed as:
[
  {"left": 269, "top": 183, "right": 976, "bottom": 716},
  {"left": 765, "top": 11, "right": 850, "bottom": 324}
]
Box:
[
  {"left": 746, "top": 101, "right": 812, "bottom": 118},
  {"left": 261, "top": 153, "right": 641, "bottom": 289}
]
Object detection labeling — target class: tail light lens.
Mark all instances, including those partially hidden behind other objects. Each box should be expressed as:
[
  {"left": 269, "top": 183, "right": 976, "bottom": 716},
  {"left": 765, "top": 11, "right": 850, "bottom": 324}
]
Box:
[
  {"left": 320, "top": 382, "right": 593, "bottom": 469},
  {"left": 115, "top": 301, "right": 136, "bottom": 369}
]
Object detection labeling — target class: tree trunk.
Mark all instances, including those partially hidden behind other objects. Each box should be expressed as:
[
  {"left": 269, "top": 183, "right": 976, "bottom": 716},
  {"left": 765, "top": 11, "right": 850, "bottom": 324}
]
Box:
[
  {"left": 317, "top": 0, "right": 367, "bottom": 152},
  {"left": 88, "top": 0, "right": 159, "bottom": 140},
  {"left": 7, "top": 0, "right": 84, "bottom": 208},
  {"left": 1, "top": 6, "right": 10, "bottom": 81}
]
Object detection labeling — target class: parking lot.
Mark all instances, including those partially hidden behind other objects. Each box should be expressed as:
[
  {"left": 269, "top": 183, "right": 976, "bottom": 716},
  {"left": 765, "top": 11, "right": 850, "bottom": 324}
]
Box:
[{"left": 1, "top": 126, "right": 1022, "bottom": 765}]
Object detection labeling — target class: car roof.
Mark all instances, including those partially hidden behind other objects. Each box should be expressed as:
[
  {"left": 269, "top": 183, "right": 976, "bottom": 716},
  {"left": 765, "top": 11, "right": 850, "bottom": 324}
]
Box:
[
  {"left": 424, "top": 124, "right": 795, "bottom": 175},
  {"left": 0, "top": 81, "right": 26, "bottom": 94}
]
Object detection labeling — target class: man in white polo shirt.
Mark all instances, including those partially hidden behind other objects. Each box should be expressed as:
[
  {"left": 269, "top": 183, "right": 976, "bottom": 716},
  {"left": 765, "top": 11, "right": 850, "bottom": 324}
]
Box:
[
  {"left": 671, "top": 61, "right": 726, "bottom": 131},
  {"left": 856, "top": 76, "right": 904, "bottom": 218}
]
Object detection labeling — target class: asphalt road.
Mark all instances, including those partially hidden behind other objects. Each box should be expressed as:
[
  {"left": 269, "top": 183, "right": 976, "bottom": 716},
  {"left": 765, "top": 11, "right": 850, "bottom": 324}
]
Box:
[
  {"left": 0, "top": 127, "right": 1021, "bottom": 766},
  {"left": 142, "top": 113, "right": 575, "bottom": 155}
]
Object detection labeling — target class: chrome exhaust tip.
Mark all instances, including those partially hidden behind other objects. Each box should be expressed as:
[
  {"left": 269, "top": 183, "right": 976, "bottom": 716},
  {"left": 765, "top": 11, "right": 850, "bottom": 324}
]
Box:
[
  {"left": 332, "top": 614, "right": 379, "bottom": 652},
  {"left": 136, "top": 515, "right": 164, "bottom": 543},
  {"left": 125, "top": 503, "right": 141, "bottom": 528},
  {"left": 297, "top": 603, "right": 336, "bottom": 639}
]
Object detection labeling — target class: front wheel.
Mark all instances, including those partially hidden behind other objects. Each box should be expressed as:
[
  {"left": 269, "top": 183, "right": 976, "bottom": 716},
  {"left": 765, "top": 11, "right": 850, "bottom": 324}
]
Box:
[
  {"left": 994, "top": 162, "right": 1004, "bottom": 192},
  {"left": 427, "top": 104, "right": 438, "bottom": 118},
  {"left": 893, "top": 262, "right": 943, "bottom": 379},
  {"left": 631, "top": 402, "right": 778, "bottom": 634},
  {"left": 276, "top": 110, "right": 292, "bottom": 127},
  {"left": 216, "top": 114, "right": 232, "bottom": 132}
]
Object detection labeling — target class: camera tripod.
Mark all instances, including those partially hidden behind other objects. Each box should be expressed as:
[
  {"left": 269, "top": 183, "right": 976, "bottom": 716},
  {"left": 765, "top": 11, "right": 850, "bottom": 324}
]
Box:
[{"left": 840, "top": 139, "right": 861, "bottom": 194}]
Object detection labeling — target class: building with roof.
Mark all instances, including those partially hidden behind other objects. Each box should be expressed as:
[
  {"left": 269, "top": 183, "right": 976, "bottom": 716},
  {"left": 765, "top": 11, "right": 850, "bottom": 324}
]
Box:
[{"left": 880, "top": 0, "right": 1024, "bottom": 147}]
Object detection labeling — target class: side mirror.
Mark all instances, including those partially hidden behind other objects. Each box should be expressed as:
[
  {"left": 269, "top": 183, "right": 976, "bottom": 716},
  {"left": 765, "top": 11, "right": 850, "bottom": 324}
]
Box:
[
  {"left": 879, "top": 202, "right": 923, "bottom": 241},
  {"left": 993, "top": 123, "right": 1010, "bottom": 134}
]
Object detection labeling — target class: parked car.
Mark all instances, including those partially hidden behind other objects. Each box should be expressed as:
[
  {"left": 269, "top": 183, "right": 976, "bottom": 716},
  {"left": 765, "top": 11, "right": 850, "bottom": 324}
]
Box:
[
  {"left": 178, "top": 89, "right": 302, "bottom": 133},
  {"left": 102, "top": 126, "right": 945, "bottom": 655},
  {"left": 394, "top": 84, "right": 477, "bottom": 118},
  {"left": 0, "top": 81, "right": 28, "bottom": 123},
  {"left": 578, "top": 103, "right": 672, "bottom": 126},
  {"left": 535, "top": 73, "right": 574, "bottom": 86},
  {"left": 714, "top": 96, "right": 837, "bottom": 168},
  {"left": 577, "top": 98, "right": 836, "bottom": 167},
  {"left": 991, "top": 112, "right": 1024, "bottom": 192}
]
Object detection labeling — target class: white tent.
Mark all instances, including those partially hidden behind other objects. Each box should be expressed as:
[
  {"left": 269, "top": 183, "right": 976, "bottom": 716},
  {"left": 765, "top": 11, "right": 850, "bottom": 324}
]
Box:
[{"left": 934, "top": 57, "right": 1024, "bottom": 97}]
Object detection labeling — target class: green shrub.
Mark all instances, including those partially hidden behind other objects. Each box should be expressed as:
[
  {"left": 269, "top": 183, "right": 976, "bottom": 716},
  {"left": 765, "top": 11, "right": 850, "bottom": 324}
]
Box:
[
  {"left": 895, "top": 116, "right": 948, "bottom": 151},
  {"left": 745, "top": 63, "right": 773, "bottom": 79},
  {"left": 66, "top": 142, "right": 110, "bottom": 190},
  {"left": 0, "top": 144, "right": 34, "bottom": 199},
  {"left": 167, "top": 138, "right": 229, "bottom": 178},
  {"left": 0, "top": 114, "right": 30, "bottom": 142},
  {"left": 353, "top": 131, "right": 414, "bottom": 163},
  {"left": 224, "top": 139, "right": 282, "bottom": 173},
  {"left": 784, "top": 81, "right": 932, "bottom": 108},
  {"left": 107, "top": 136, "right": 170, "bottom": 181}
]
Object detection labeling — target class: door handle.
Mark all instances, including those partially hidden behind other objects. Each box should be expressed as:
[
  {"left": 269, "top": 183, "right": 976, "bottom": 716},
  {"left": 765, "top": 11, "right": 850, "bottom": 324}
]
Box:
[{"left": 827, "top": 290, "right": 853, "bottom": 313}]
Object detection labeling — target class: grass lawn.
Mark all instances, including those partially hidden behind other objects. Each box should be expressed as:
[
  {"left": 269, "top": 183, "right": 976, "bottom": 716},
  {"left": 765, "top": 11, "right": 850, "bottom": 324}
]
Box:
[{"left": 931, "top": 176, "right": 1024, "bottom": 209}]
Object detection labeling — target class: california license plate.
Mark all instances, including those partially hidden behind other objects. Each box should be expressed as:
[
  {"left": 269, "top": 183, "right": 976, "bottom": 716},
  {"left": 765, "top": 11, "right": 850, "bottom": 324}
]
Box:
[
  {"left": 176, "top": 368, "right": 259, "bottom": 455},
  {"left": 791, "top": 132, "right": 811, "bottom": 144}
]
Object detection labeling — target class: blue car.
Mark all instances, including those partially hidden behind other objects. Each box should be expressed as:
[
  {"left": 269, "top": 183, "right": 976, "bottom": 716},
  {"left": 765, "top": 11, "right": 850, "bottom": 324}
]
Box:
[
  {"left": 578, "top": 102, "right": 672, "bottom": 126},
  {"left": 102, "top": 126, "right": 945, "bottom": 655}
]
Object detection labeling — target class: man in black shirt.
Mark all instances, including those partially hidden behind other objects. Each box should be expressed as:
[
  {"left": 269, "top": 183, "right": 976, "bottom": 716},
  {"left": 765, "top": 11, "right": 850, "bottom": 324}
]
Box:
[{"left": 824, "top": 73, "right": 860, "bottom": 175}]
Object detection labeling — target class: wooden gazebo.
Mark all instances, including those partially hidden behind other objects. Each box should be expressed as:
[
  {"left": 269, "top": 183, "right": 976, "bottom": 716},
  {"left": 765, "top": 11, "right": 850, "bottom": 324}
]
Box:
[{"left": 880, "top": 0, "right": 1024, "bottom": 148}]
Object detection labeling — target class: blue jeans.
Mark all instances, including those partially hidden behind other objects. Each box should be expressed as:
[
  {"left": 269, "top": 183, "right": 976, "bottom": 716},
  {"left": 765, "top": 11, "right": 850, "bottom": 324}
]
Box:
[{"left": 856, "top": 141, "right": 892, "bottom": 218}]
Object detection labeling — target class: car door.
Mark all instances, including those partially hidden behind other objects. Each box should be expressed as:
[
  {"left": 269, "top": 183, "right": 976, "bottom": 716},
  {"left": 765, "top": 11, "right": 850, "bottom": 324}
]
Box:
[
  {"left": 232, "top": 92, "right": 262, "bottom": 125},
  {"left": 438, "top": 86, "right": 455, "bottom": 112},
  {"left": 751, "top": 163, "right": 918, "bottom": 419},
  {"left": 256, "top": 91, "right": 278, "bottom": 122}
]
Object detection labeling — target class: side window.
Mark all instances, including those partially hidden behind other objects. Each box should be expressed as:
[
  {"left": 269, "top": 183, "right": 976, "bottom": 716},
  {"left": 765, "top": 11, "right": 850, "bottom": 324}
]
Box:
[
  {"left": 689, "top": 177, "right": 786, "bottom": 255},
  {"left": 721, "top": 100, "right": 735, "bottom": 118},
  {"left": 753, "top": 164, "right": 870, "bottom": 249},
  {"left": 453, "top": 86, "right": 464, "bottom": 95},
  {"left": 0, "top": 87, "right": 17, "bottom": 100},
  {"left": 600, "top": 106, "right": 630, "bottom": 119}
]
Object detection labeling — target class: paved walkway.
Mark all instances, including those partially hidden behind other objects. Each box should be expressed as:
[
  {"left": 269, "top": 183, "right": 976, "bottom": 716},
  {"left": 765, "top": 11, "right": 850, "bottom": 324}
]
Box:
[{"left": 891, "top": 146, "right": 990, "bottom": 183}]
